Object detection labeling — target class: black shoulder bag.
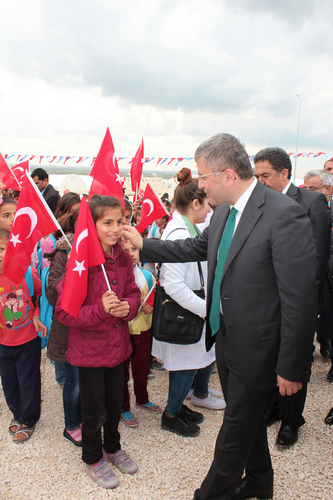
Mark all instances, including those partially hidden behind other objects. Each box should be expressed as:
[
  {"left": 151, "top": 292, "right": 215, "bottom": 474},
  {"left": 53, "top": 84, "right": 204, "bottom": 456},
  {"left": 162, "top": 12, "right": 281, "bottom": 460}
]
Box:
[{"left": 151, "top": 228, "right": 205, "bottom": 345}]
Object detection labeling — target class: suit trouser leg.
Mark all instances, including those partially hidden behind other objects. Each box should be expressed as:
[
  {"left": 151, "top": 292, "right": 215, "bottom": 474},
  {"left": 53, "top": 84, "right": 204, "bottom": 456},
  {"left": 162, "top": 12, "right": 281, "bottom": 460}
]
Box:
[
  {"left": 279, "top": 383, "right": 307, "bottom": 427},
  {"left": 194, "top": 329, "right": 273, "bottom": 500}
]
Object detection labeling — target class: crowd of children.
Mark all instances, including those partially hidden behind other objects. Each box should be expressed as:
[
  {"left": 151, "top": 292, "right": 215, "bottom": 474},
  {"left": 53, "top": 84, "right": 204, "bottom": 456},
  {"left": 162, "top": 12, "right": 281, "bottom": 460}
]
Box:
[{"left": 0, "top": 178, "right": 223, "bottom": 490}]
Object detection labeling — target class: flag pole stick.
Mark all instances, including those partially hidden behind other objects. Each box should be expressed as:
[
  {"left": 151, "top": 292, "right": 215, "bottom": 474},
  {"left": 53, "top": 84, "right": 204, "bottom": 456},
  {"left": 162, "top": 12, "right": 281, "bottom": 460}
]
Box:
[
  {"left": 25, "top": 172, "right": 72, "bottom": 249},
  {"left": 101, "top": 263, "right": 112, "bottom": 291},
  {"left": 128, "top": 280, "right": 156, "bottom": 327}
]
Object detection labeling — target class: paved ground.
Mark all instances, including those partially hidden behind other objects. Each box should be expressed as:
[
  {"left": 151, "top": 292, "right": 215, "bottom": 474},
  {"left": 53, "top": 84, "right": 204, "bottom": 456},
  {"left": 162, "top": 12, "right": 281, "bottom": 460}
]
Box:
[{"left": 0, "top": 343, "right": 332, "bottom": 500}]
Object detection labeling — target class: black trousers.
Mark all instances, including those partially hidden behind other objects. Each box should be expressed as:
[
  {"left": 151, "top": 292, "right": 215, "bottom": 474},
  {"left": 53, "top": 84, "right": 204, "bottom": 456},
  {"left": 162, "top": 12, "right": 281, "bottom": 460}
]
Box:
[
  {"left": 78, "top": 363, "right": 124, "bottom": 464},
  {"left": 194, "top": 324, "right": 273, "bottom": 500},
  {"left": 0, "top": 336, "right": 41, "bottom": 427},
  {"left": 265, "top": 384, "right": 307, "bottom": 427}
]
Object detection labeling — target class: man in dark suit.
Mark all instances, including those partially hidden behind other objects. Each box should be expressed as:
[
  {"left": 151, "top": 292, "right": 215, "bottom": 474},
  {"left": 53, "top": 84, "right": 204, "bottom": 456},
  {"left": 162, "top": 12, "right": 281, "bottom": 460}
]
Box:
[
  {"left": 123, "top": 134, "right": 317, "bottom": 500},
  {"left": 254, "top": 148, "right": 331, "bottom": 448},
  {"left": 31, "top": 168, "right": 60, "bottom": 215}
]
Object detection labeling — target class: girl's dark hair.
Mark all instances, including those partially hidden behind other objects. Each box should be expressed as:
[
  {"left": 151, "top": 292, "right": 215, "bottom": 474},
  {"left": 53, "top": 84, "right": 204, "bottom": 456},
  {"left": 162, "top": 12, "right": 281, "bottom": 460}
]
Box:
[
  {"left": 173, "top": 168, "right": 206, "bottom": 212},
  {"left": 88, "top": 195, "right": 124, "bottom": 223},
  {"left": 53, "top": 207, "right": 80, "bottom": 239},
  {"left": 0, "top": 197, "right": 17, "bottom": 210},
  {"left": 0, "top": 228, "right": 10, "bottom": 242},
  {"left": 54, "top": 192, "right": 80, "bottom": 219}
]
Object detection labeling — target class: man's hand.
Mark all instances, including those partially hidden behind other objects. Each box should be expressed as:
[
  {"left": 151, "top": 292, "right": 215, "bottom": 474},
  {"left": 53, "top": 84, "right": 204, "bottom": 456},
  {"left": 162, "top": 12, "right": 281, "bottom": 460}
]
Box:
[
  {"left": 142, "top": 302, "right": 153, "bottom": 315},
  {"left": 121, "top": 225, "right": 143, "bottom": 249},
  {"left": 277, "top": 374, "right": 303, "bottom": 396}
]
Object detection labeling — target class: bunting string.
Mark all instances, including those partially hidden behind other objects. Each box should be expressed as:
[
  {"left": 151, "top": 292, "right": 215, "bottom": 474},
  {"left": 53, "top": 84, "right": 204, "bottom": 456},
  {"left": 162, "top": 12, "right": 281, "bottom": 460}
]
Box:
[{"left": 3, "top": 152, "right": 333, "bottom": 167}]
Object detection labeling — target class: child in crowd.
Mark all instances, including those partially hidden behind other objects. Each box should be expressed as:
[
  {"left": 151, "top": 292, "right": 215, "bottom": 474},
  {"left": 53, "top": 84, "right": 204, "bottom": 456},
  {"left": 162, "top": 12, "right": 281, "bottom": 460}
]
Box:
[
  {"left": 124, "top": 198, "right": 133, "bottom": 225},
  {"left": 0, "top": 228, "right": 47, "bottom": 443},
  {"left": 147, "top": 214, "right": 169, "bottom": 239},
  {"left": 55, "top": 195, "right": 141, "bottom": 489},
  {"left": 0, "top": 197, "right": 17, "bottom": 232},
  {"left": 45, "top": 209, "right": 82, "bottom": 447},
  {"left": 120, "top": 241, "right": 161, "bottom": 427}
]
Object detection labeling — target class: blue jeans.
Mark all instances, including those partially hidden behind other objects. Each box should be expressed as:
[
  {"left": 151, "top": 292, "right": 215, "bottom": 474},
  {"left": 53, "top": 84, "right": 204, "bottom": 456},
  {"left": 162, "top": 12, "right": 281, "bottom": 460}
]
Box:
[
  {"left": 55, "top": 361, "right": 66, "bottom": 386},
  {"left": 192, "top": 362, "right": 216, "bottom": 398},
  {"left": 166, "top": 370, "right": 196, "bottom": 416},
  {"left": 63, "top": 363, "right": 82, "bottom": 430}
]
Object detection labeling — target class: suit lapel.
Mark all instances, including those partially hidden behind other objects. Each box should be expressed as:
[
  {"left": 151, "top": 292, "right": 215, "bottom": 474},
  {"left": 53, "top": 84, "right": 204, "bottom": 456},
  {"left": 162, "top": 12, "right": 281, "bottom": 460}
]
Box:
[
  {"left": 222, "top": 183, "right": 264, "bottom": 279},
  {"left": 286, "top": 183, "right": 298, "bottom": 203}
]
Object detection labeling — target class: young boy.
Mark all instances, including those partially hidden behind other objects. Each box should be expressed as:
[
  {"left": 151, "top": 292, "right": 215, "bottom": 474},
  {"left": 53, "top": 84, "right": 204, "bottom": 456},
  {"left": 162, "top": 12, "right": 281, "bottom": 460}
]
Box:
[
  {"left": 0, "top": 229, "right": 47, "bottom": 443},
  {"left": 120, "top": 240, "right": 161, "bottom": 427}
]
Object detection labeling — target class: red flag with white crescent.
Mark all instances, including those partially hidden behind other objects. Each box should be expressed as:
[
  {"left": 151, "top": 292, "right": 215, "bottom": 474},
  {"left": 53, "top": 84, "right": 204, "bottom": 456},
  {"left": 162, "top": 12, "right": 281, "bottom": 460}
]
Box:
[
  {"left": 88, "top": 128, "right": 125, "bottom": 208},
  {"left": 60, "top": 198, "right": 105, "bottom": 318},
  {"left": 135, "top": 182, "right": 168, "bottom": 234},
  {"left": 11, "top": 160, "right": 30, "bottom": 187},
  {"left": 0, "top": 153, "right": 21, "bottom": 191},
  {"left": 3, "top": 175, "right": 58, "bottom": 282}
]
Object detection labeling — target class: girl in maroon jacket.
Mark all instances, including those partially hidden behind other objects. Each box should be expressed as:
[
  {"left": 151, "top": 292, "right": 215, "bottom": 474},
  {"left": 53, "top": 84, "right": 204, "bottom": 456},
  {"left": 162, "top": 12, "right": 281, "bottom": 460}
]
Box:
[{"left": 55, "top": 195, "right": 141, "bottom": 490}]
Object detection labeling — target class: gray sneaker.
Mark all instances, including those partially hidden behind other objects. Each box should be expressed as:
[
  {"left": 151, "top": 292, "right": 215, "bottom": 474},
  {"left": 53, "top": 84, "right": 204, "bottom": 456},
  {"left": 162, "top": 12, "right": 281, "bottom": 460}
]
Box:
[
  {"left": 103, "top": 449, "right": 138, "bottom": 474},
  {"left": 86, "top": 457, "right": 119, "bottom": 488}
]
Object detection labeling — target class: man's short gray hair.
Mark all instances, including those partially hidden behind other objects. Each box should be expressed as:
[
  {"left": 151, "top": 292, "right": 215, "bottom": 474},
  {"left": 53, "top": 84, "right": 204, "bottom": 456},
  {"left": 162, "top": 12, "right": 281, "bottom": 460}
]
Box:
[
  {"left": 304, "top": 169, "right": 333, "bottom": 187},
  {"left": 194, "top": 133, "right": 253, "bottom": 180}
]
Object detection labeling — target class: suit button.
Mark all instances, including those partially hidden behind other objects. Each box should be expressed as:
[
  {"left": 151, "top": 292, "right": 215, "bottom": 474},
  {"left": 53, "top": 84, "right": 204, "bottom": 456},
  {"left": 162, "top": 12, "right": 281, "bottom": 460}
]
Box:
[
  {"left": 109, "top": 259, "right": 114, "bottom": 264},
  {"left": 115, "top": 323, "right": 119, "bottom": 328},
  {"left": 112, "top": 280, "right": 117, "bottom": 285}
]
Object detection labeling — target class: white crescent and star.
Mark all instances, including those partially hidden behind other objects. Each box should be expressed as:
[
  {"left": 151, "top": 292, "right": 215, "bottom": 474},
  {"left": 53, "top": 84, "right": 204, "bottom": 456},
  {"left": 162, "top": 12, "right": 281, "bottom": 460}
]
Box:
[
  {"left": 10, "top": 207, "right": 38, "bottom": 246},
  {"left": 72, "top": 229, "right": 88, "bottom": 276},
  {"left": 142, "top": 199, "right": 154, "bottom": 217}
]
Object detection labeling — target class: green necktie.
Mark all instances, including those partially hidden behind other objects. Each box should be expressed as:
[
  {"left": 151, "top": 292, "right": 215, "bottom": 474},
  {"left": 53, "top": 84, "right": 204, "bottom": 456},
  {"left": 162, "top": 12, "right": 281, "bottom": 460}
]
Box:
[{"left": 209, "top": 207, "right": 238, "bottom": 336}]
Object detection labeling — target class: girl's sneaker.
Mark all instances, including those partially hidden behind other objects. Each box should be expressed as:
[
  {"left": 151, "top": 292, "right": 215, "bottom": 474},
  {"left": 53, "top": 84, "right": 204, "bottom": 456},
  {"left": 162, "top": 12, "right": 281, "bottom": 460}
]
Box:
[
  {"left": 120, "top": 411, "right": 139, "bottom": 427},
  {"left": 135, "top": 401, "right": 162, "bottom": 413},
  {"left": 103, "top": 449, "right": 138, "bottom": 474},
  {"left": 86, "top": 457, "right": 119, "bottom": 488}
]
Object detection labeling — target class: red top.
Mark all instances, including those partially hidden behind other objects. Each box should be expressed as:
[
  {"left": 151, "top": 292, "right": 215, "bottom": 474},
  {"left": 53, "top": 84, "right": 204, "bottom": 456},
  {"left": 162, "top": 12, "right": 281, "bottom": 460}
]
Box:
[{"left": 0, "top": 267, "right": 41, "bottom": 346}]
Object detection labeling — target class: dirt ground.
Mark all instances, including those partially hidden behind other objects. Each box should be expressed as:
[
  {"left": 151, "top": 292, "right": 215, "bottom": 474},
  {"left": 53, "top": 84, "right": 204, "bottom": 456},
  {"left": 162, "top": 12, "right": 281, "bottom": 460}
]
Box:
[{"left": 0, "top": 343, "right": 332, "bottom": 500}]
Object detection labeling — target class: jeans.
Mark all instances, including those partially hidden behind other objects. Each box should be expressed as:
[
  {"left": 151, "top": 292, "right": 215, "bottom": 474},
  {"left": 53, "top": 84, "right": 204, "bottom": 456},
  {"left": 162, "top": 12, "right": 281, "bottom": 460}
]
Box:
[
  {"left": 54, "top": 361, "right": 66, "bottom": 386},
  {"left": 166, "top": 369, "right": 196, "bottom": 417},
  {"left": 192, "top": 362, "right": 216, "bottom": 398},
  {"left": 63, "top": 363, "right": 82, "bottom": 430}
]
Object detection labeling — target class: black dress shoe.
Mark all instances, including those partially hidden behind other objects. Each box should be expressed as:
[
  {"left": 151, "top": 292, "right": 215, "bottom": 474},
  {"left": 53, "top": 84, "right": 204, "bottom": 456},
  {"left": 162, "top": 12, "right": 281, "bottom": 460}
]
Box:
[
  {"left": 320, "top": 340, "right": 331, "bottom": 359},
  {"left": 264, "top": 409, "right": 280, "bottom": 427},
  {"left": 276, "top": 422, "right": 298, "bottom": 448},
  {"left": 231, "top": 477, "right": 273, "bottom": 500},
  {"left": 327, "top": 365, "right": 333, "bottom": 382},
  {"left": 324, "top": 407, "right": 333, "bottom": 425}
]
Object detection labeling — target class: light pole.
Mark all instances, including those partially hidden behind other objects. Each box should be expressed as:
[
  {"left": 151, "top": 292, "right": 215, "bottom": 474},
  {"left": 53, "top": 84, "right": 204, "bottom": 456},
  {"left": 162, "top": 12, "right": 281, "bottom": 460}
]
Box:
[{"left": 294, "top": 94, "right": 301, "bottom": 183}]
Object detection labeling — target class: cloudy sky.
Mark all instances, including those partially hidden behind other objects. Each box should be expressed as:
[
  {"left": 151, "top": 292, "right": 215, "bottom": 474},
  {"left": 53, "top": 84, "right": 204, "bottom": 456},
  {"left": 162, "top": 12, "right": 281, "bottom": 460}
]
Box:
[{"left": 1, "top": 0, "right": 333, "bottom": 176}]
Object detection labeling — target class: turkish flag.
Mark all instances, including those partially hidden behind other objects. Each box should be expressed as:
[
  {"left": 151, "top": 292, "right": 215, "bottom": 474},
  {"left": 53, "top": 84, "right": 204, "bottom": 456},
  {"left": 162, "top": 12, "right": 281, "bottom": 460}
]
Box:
[
  {"left": 61, "top": 198, "right": 105, "bottom": 318},
  {"left": 11, "top": 160, "right": 30, "bottom": 187},
  {"left": 135, "top": 182, "right": 168, "bottom": 234},
  {"left": 3, "top": 174, "right": 58, "bottom": 283},
  {"left": 0, "top": 153, "right": 21, "bottom": 191},
  {"left": 130, "top": 139, "right": 144, "bottom": 203},
  {"left": 88, "top": 128, "right": 125, "bottom": 208}
]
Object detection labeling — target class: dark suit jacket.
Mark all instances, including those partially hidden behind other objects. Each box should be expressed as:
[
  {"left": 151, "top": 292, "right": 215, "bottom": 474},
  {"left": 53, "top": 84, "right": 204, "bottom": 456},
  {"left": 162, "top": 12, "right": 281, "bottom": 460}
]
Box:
[
  {"left": 43, "top": 184, "right": 60, "bottom": 214},
  {"left": 141, "top": 181, "right": 317, "bottom": 390},
  {"left": 286, "top": 183, "right": 331, "bottom": 313}
]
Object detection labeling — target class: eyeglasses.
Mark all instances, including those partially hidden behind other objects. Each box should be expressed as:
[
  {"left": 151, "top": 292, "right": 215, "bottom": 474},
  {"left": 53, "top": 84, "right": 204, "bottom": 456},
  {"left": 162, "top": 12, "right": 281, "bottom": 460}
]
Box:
[
  {"left": 303, "top": 185, "right": 327, "bottom": 191},
  {"left": 197, "top": 170, "right": 224, "bottom": 181}
]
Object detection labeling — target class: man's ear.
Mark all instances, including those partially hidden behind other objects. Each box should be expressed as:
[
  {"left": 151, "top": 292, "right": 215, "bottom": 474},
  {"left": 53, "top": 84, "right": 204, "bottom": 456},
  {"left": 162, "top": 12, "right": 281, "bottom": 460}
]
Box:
[{"left": 281, "top": 169, "right": 290, "bottom": 182}]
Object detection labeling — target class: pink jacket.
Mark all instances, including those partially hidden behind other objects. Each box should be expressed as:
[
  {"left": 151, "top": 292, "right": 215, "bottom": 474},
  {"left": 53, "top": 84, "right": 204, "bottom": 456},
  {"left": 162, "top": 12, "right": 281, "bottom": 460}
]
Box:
[{"left": 55, "top": 242, "right": 141, "bottom": 368}]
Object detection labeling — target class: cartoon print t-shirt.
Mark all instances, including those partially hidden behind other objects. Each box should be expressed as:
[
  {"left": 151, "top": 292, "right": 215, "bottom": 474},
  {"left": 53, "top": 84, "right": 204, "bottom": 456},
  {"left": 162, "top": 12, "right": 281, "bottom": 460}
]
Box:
[{"left": 0, "top": 267, "right": 41, "bottom": 346}]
